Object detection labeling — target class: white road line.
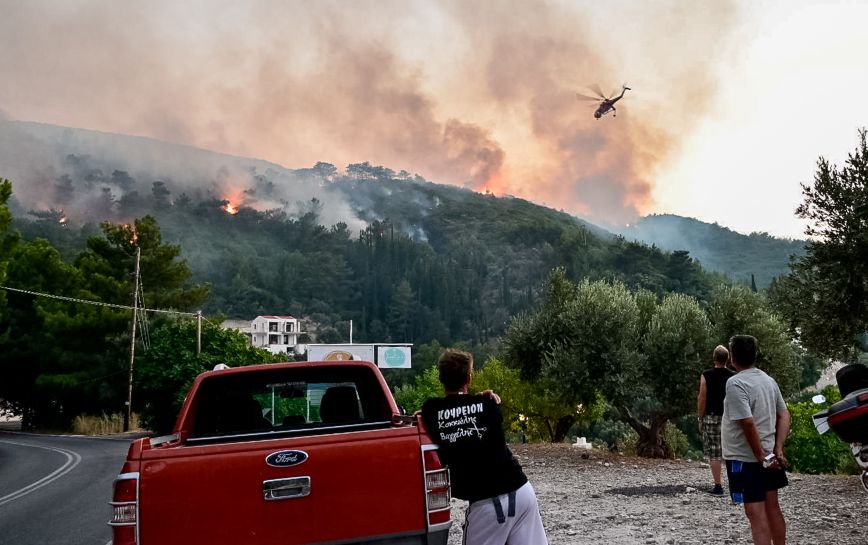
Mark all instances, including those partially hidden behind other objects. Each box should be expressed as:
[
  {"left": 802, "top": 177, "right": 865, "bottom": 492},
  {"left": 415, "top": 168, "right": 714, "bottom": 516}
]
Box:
[{"left": 0, "top": 440, "right": 83, "bottom": 506}]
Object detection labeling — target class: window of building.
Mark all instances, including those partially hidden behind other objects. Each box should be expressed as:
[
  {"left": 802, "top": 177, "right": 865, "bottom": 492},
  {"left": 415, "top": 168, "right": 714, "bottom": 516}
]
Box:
[
  {"left": 269, "top": 334, "right": 279, "bottom": 345},
  {"left": 269, "top": 322, "right": 279, "bottom": 332},
  {"left": 285, "top": 322, "right": 294, "bottom": 332}
]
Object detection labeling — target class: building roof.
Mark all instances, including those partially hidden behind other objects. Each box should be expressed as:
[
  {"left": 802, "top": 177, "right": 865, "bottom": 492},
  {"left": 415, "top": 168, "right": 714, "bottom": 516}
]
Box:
[{"left": 257, "top": 315, "right": 296, "bottom": 320}]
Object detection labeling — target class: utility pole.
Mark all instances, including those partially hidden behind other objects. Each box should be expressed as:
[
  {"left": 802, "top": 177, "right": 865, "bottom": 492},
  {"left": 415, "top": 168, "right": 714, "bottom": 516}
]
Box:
[
  {"left": 196, "top": 310, "right": 202, "bottom": 356},
  {"left": 124, "top": 244, "right": 141, "bottom": 432}
]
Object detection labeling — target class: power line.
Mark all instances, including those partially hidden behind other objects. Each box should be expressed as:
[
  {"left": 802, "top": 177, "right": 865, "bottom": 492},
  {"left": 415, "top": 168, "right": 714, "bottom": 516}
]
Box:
[
  {"left": 0, "top": 285, "right": 198, "bottom": 317},
  {"left": 136, "top": 274, "right": 151, "bottom": 351}
]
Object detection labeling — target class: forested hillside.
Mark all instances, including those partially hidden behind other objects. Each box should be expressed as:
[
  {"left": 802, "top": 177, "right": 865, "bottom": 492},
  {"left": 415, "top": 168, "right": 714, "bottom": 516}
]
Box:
[
  {"left": 15, "top": 174, "right": 726, "bottom": 348},
  {"left": 612, "top": 214, "right": 805, "bottom": 288},
  {"left": 3, "top": 120, "right": 729, "bottom": 349}
]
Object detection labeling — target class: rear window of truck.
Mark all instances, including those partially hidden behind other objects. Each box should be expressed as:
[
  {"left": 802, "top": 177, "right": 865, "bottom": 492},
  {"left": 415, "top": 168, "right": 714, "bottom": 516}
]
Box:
[{"left": 188, "top": 366, "right": 393, "bottom": 442}]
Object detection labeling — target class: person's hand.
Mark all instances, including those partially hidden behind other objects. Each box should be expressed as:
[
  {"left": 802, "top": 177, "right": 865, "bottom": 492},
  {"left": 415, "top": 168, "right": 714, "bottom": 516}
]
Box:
[
  {"left": 481, "top": 389, "right": 502, "bottom": 404},
  {"left": 697, "top": 416, "right": 704, "bottom": 433},
  {"left": 774, "top": 447, "right": 788, "bottom": 469}
]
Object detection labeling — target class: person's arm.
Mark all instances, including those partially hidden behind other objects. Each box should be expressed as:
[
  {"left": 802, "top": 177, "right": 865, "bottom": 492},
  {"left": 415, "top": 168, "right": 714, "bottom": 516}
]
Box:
[
  {"left": 736, "top": 417, "right": 767, "bottom": 463},
  {"left": 480, "top": 389, "right": 501, "bottom": 405},
  {"left": 697, "top": 375, "right": 707, "bottom": 416},
  {"left": 774, "top": 408, "right": 791, "bottom": 465}
]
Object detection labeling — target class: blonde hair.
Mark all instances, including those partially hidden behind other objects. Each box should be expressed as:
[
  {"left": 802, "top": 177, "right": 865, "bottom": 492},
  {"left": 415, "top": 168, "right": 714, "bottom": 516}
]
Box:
[{"left": 713, "top": 345, "right": 729, "bottom": 365}]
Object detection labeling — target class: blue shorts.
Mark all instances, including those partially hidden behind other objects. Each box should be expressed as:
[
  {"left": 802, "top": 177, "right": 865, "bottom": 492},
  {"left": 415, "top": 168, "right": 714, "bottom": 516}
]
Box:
[{"left": 725, "top": 460, "right": 788, "bottom": 504}]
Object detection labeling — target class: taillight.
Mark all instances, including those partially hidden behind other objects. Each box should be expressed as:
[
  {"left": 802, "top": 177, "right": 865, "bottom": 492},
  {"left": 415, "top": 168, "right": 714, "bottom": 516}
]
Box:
[
  {"left": 109, "top": 472, "right": 139, "bottom": 545},
  {"left": 422, "top": 446, "right": 451, "bottom": 527}
]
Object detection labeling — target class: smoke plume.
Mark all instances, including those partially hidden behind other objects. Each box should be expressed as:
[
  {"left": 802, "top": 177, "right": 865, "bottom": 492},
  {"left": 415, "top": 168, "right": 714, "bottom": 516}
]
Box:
[{"left": 0, "top": 0, "right": 738, "bottom": 225}]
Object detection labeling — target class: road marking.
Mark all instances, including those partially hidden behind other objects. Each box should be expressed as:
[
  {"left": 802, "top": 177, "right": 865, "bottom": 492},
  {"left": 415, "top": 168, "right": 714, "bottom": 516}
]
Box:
[{"left": 0, "top": 440, "right": 83, "bottom": 506}]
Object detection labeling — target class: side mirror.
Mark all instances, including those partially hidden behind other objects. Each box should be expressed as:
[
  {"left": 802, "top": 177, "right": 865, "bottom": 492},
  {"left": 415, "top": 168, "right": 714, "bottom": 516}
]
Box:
[{"left": 811, "top": 394, "right": 827, "bottom": 404}]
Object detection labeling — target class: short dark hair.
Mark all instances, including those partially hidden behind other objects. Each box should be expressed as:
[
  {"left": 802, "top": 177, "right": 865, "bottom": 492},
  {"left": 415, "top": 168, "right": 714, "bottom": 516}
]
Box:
[
  {"left": 713, "top": 345, "right": 729, "bottom": 365},
  {"left": 729, "top": 335, "right": 758, "bottom": 367},
  {"left": 438, "top": 349, "right": 473, "bottom": 391}
]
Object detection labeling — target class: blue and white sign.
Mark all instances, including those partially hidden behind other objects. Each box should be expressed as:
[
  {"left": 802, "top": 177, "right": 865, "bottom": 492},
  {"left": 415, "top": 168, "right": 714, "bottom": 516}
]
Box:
[{"left": 377, "top": 346, "right": 411, "bottom": 368}]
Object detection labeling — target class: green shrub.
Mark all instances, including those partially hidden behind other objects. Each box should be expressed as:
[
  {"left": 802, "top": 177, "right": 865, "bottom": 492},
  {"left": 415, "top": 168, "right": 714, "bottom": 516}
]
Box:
[
  {"left": 393, "top": 366, "right": 443, "bottom": 414},
  {"left": 617, "top": 428, "right": 639, "bottom": 456},
  {"left": 584, "top": 418, "right": 632, "bottom": 451},
  {"left": 785, "top": 386, "right": 858, "bottom": 474},
  {"left": 663, "top": 421, "right": 690, "bottom": 459}
]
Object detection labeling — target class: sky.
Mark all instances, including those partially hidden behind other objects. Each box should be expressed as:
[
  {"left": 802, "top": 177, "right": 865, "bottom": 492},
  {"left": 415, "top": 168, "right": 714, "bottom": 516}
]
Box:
[{"left": 1, "top": 0, "right": 867, "bottom": 239}]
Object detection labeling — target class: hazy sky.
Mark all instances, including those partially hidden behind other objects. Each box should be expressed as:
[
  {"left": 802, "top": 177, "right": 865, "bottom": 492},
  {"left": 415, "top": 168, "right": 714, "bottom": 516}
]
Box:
[{"left": 1, "top": 0, "right": 866, "bottom": 238}]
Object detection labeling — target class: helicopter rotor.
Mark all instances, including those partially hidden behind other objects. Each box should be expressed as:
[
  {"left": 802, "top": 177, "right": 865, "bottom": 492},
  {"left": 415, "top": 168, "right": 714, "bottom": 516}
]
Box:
[
  {"left": 588, "top": 83, "right": 609, "bottom": 99},
  {"left": 576, "top": 92, "right": 602, "bottom": 102}
]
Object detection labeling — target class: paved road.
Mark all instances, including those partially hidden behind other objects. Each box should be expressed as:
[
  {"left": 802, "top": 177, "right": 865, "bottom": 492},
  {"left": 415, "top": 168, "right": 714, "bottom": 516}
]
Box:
[{"left": 0, "top": 431, "right": 134, "bottom": 545}]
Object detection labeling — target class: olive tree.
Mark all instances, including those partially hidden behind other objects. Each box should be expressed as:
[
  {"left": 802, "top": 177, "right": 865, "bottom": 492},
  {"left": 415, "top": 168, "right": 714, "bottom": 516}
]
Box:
[
  {"left": 709, "top": 284, "right": 800, "bottom": 396},
  {"left": 502, "top": 269, "right": 712, "bottom": 456},
  {"left": 775, "top": 129, "right": 868, "bottom": 360}
]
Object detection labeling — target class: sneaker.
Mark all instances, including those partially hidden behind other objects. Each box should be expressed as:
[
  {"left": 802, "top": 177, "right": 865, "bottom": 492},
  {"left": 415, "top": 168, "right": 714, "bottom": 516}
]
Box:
[{"left": 711, "top": 484, "right": 724, "bottom": 496}]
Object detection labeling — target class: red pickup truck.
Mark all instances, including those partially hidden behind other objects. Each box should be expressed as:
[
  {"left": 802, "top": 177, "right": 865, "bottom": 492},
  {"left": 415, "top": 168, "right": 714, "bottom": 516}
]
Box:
[{"left": 109, "top": 361, "right": 451, "bottom": 545}]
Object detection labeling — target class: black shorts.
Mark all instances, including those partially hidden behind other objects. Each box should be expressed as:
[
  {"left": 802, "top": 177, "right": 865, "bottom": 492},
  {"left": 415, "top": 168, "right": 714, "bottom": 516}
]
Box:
[{"left": 725, "top": 460, "right": 788, "bottom": 504}]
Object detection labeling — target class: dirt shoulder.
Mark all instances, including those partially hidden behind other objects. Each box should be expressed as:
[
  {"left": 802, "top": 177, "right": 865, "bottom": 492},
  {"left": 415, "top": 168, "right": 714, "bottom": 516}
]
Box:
[{"left": 446, "top": 443, "right": 863, "bottom": 545}]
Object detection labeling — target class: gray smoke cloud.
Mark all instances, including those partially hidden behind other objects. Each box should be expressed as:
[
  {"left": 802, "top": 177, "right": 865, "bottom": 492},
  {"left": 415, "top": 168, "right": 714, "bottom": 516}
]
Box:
[{"left": 0, "top": 0, "right": 738, "bottom": 226}]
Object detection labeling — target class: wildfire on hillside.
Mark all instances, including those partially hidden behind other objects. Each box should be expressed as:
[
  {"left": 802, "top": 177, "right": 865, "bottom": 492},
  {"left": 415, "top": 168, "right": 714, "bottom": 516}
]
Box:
[
  {"left": 479, "top": 172, "right": 503, "bottom": 197},
  {"left": 222, "top": 201, "right": 239, "bottom": 215}
]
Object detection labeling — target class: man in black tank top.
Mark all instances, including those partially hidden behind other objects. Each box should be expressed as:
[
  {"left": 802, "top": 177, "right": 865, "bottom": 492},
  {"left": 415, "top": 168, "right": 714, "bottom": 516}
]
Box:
[
  {"left": 421, "top": 349, "right": 548, "bottom": 545},
  {"left": 697, "top": 345, "right": 736, "bottom": 495}
]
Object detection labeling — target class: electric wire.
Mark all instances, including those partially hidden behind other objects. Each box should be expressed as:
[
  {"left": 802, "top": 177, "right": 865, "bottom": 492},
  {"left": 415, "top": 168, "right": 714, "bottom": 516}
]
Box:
[
  {"left": 135, "top": 274, "right": 151, "bottom": 351},
  {"left": 0, "top": 285, "right": 198, "bottom": 316}
]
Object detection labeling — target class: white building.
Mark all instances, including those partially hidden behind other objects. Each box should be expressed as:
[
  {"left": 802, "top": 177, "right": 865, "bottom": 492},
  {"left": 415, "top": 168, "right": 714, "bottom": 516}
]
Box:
[{"left": 222, "top": 315, "right": 304, "bottom": 355}]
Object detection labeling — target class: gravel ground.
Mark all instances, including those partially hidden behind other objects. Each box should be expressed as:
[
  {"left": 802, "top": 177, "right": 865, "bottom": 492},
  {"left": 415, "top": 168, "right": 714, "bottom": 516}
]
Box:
[{"left": 445, "top": 443, "right": 864, "bottom": 545}]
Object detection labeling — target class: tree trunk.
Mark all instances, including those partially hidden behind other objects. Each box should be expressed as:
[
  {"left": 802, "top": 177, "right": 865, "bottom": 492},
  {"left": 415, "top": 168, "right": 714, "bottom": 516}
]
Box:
[
  {"left": 617, "top": 406, "right": 670, "bottom": 458},
  {"left": 635, "top": 416, "right": 669, "bottom": 458},
  {"left": 552, "top": 415, "right": 575, "bottom": 443}
]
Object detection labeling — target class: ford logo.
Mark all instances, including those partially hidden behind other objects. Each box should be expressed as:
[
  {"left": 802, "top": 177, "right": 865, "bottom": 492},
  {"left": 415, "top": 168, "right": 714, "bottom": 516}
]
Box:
[{"left": 265, "top": 450, "right": 308, "bottom": 467}]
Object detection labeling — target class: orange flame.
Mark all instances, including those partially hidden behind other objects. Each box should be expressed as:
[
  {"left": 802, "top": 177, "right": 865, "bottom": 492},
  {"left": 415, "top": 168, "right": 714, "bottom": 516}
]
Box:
[
  {"left": 222, "top": 202, "right": 238, "bottom": 215},
  {"left": 478, "top": 172, "right": 504, "bottom": 196}
]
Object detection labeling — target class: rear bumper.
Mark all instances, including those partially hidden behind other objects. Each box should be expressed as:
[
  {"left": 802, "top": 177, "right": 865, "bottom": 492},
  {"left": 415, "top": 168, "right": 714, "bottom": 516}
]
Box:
[{"left": 357, "top": 528, "right": 449, "bottom": 545}]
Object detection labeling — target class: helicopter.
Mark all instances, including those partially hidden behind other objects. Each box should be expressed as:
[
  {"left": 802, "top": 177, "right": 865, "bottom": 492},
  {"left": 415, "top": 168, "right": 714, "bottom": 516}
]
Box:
[{"left": 577, "top": 84, "right": 631, "bottom": 119}]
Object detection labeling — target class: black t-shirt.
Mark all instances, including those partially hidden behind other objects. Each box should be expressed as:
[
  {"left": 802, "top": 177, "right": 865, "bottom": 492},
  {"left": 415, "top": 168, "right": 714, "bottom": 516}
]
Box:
[
  {"left": 703, "top": 367, "right": 736, "bottom": 416},
  {"left": 421, "top": 394, "right": 527, "bottom": 502}
]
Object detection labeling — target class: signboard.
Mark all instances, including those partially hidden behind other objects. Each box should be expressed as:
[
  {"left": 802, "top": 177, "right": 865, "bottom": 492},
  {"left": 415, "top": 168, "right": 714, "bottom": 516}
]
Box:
[
  {"left": 377, "top": 346, "right": 411, "bottom": 369},
  {"left": 307, "top": 343, "right": 412, "bottom": 368},
  {"left": 306, "top": 344, "right": 374, "bottom": 363}
]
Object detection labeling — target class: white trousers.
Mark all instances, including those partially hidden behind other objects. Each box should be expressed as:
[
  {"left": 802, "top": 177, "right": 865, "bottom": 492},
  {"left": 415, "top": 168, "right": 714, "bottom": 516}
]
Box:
[{"left": 462, "top": 481, "right": 548, "bottom": 545}]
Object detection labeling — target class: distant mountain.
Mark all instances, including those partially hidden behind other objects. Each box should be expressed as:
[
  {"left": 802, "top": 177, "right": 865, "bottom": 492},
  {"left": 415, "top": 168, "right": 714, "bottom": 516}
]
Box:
[{"left": 610, "top": 214, "right": 805, "bottom": 288}]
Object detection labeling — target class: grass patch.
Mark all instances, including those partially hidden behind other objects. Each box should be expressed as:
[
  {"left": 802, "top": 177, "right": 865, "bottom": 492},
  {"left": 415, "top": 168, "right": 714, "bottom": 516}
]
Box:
[{"left": 73, "top": 412, "right": 141, "bottom": 435}]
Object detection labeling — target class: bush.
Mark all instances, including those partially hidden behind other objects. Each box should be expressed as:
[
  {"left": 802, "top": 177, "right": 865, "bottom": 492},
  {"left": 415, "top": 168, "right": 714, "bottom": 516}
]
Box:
[
  {"left": 617, "top": 428, "right": 639, "bottom": 456},
  {"left": 785, "top": 386, "right": 858, "bottom": 474},
  {"left": 663, "top": 421, "right": 691, "bottom": 459},
  {"left": 393, "top": 367, "right": 443, "bottom": 414},
  {"left": 582, "top": 418, "right": 632, "bottom": 451}
]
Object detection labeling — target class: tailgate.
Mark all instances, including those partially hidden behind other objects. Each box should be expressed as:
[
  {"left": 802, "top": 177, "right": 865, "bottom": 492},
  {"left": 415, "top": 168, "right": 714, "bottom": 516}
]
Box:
[{"left": 138, "top": 426, "right": 427, "bottom": 544}]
